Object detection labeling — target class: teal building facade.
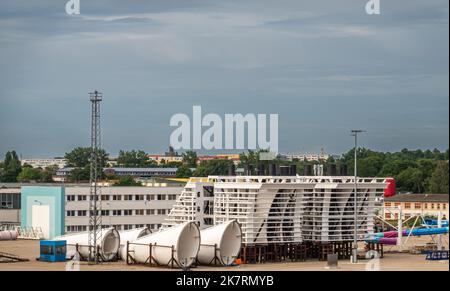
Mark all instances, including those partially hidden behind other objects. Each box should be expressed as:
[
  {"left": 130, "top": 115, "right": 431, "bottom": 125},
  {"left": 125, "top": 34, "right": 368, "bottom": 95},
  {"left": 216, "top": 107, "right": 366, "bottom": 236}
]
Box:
[{"left": 21, "top": 186, "right": 65, "bottom": 239}]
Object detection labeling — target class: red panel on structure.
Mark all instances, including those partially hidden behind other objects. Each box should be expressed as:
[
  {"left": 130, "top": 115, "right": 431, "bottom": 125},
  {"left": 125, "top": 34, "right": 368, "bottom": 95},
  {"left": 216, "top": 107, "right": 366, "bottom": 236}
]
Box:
[{"left": 384, "top": 178, "right": 396, "bottom": 197}]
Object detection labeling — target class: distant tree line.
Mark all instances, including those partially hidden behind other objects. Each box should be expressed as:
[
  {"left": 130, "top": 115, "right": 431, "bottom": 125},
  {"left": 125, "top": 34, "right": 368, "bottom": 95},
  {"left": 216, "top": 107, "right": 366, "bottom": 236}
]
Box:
[
  {"left": 338, "top": 148, "right": 449, "bottom": 194},
  {"left": 1, "top": 148, "right": 448, "bottom": 195},
  {"left": 0, "top": 151, "right": 55, "bottom": 183}
]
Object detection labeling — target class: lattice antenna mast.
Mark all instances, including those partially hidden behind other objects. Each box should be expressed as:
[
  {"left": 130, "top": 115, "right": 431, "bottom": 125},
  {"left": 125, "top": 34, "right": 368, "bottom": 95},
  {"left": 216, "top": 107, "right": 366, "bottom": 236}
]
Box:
[{"left": 88, "top": 90, "right": 103, "bottom": 263}]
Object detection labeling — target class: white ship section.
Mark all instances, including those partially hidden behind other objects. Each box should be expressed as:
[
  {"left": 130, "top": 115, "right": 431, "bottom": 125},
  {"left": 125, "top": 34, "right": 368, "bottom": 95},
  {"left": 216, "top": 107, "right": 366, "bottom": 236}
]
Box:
[{"left": 164, "top": 176, "right": 386, "bottom": 245}]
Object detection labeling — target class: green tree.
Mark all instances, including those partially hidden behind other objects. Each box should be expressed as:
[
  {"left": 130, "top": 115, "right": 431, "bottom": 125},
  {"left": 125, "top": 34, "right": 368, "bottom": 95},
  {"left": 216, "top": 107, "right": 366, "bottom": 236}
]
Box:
[
  {"left": 176, "top": 165, "right": 193, "bottom": 178},
  {"left": 428, "top": 161, "right": 449, "bottom": 194},
  {"left": 17, "top": 167, "right": 42, "bottom": 182},
  {"left": 182, "top": 151, "right": 198, "bottom": 168},
  {"left": 65, "top": 147, "right": 108, "bottom": 182},
  {"left": 194, "top": 159, "right": 234, "bottom": 177},
  {"left": 0, "top": 151, "right": 22, "bottom": 182},
  {"left": 358, "top": 155, "right": 384, "bottom": 177},
  {"left": 113, "top": 176, "right": 143, "bottom": 186},
  {"left": 40, "top": 166, "right": 57, "bottom": 183},
  {"left": 161, "top": 161, "right": 183, "bottom": 168},
  {"left": 396, "top": 167, "right": 425, "bottom": 193},
  {"left": 65, "top": 147, "right": 108, "bottom": 168},
  {"left": 69, "top": 167, "right": 90, "bottom": 182},
  {"left": 239, "top": 150, "right": 260, "bottom": 166},
  {"left": 117, "top": 150, "right": 152, "bottom": 167}
]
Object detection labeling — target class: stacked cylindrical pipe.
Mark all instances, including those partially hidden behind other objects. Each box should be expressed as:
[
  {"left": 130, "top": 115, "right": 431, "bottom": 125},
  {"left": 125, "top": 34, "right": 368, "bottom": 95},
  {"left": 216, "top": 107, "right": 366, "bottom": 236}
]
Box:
[
  {"left": 0, "top": 230, "right": 19, "bottom": 240},
  {"left": 125, "top": 220, "right": 242, "bottom": 268},
  {"left": 54, "top": 228, "right": 120, "bottom": 261}
]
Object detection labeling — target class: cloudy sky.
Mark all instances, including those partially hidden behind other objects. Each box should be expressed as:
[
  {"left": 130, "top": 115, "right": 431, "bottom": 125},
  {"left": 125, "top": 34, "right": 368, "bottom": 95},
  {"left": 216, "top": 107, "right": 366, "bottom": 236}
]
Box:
[{"left": 0, "top": 0, "right": 448, "bottom": 158}]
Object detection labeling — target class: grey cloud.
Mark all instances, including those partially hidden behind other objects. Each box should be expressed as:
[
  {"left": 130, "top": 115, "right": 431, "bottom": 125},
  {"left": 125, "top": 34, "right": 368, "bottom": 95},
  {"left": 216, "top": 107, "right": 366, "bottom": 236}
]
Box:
[{"left": 0, "top": 0, "right": 448, "bottom": 157}]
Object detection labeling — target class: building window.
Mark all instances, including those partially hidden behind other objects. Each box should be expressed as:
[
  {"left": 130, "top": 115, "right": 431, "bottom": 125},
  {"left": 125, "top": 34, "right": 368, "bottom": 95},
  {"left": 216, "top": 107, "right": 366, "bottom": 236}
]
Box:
[
  {"left": 157, "top": 194, "right": 166, "bottom": 201},
  {"left": 414, "top": 203, "right": 421, "bottom": 209},
  {"left": 135, "top": 209, "right": 144, "bottom": 215},
  {"left": 431, "top": 203, "right": 435, "bottom": 209},
  {"left": 146, "top": 209, "right": 155, "bottom": 215},
  {"left": 385, "top": 202, "right": 391, "bottom": 207},
  {"left": 424, "top": 203, "right": 428, "bottom": 209},
  {"left": 404, "top": 203, "right": 411, "bottom": 209},
  {"left": 113, "top": 210, "right": 122, "bottom": 216},
  {"left": 394, "top": 202, "right": 401, "bottom": 207},
  {"left": 437, "top": 204, "right": 441, "bottom": 210},
  {"left": 101, "top": 210, "right": 110, "bottom": 216},
  {"left": 66, "top": 210, "right": 75, "bottom": 217},
  {"left": 101, "top": 195, "right": 110, "bottom": 201},
  {"left": 124, "top": 195, "right": 133, "bottom": 201},
  {"left": 443, "top": 204, "right": 447, "bottom": 210},
  {"left": 147, "top": 195, "right": 155, "bottom": 201},
  {"left": 67, "top": 195, "right": 76, "bottom": 202},
  {"left": 135, "top": 195, "right": 144, "bottom": 201},
  {"left": 78, "top": 195, "right": 86, "bottom": 201},
  {"left": 113, "top": 195, "right": 122, "bottom": 201},
  {"left": 77, "top": 210, "right": 87, "bottom": 216},
  {"left": 124, "top": 210, "right": 132, "bottom": 216},
  {"left": 168, "top": 194, "right": 177, "bottom": 200},
  {"left": 157, "top": 209, "right": 166, "bottom": 215}
]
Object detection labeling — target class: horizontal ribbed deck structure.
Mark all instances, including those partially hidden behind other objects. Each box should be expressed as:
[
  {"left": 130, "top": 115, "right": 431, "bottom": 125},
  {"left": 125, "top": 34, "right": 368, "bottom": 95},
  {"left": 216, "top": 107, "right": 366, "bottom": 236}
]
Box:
[{"left": 165, "top": 176, "right": 386, "bottom": 245}]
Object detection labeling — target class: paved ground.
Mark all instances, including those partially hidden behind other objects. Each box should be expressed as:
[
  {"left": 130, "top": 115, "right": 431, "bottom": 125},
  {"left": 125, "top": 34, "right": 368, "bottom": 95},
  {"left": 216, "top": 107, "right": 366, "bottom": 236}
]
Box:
[{"left": 0, "top": 238, "right": 448, "bottom": 271}]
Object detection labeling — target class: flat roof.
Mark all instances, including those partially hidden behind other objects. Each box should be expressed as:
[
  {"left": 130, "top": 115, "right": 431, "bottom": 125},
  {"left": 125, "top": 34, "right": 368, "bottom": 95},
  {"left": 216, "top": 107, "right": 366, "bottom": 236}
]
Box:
[{"left": 385, "top": 194, "right": 449, "bottom": 203}]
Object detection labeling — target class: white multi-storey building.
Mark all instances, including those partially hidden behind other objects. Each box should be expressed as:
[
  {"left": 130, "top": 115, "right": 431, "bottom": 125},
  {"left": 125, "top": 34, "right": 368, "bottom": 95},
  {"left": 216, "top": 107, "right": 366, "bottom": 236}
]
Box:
[
  {"left": 0, "top": 184, "right": 183, "bottom": 235},
  {"left": 165, "top": 176, "right": 387, "bottom": 245},
  {"left": 64, "top": 186, "right": 183, "bottom": 233},
  {"left": 21, "top": 158, "right": 67, "bottom": 169}
]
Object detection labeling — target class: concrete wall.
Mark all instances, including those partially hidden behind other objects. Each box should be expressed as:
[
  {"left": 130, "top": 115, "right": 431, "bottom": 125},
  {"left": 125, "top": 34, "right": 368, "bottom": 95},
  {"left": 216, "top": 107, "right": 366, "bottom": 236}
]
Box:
[{"left": 0, "top": 209, "right": 21, "bottom": 224}]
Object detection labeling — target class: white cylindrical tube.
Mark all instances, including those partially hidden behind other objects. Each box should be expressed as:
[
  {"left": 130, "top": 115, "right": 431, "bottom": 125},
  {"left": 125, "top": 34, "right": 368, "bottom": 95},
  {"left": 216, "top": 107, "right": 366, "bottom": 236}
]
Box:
[
  {"left": 54, "top": 228, "right": 120, "bottom": 261},
  {"left": 129, "top": 222, "right": 200, "bottom": 268},
  {"left": 0, "top": 230, "right": 19, "bottom": 240},
  {"left": 197, "top": 220, "right": 242, "bottom": 266},
  {"left": 118, "top": 227, "right": 152, "bottom": 260}
]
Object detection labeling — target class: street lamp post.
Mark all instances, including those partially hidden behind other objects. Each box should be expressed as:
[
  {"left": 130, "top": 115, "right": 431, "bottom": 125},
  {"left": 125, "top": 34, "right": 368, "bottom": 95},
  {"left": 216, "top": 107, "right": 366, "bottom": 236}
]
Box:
[{"left": 351, "top": 129, "right": 366, "bottom": 263}]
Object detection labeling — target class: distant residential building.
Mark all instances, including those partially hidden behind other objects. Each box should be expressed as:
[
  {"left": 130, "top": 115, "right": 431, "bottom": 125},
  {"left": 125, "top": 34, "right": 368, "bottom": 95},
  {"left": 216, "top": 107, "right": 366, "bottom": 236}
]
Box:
[
  {"left": 383, "top": 194, "right": 449, "bottom": 221},
  {"left": 216, "top": 154, "right": 240, "bottom": 164},
  {"left": 53, "top": 167, "right": 179, "bottom": 182},
  {"left": 104, "top": 168, "right": 178, "bottom": 178},
  {"left": 21, "top": 158, "right": 67, "bottom": 169},
  {"left": 147, "top": 155, "right": 183, "bottom": 165},
  {"left": 147, "top": 146, "right": 183, "bottom": 165},
  {"left": 198, "top": 154, "right": 240, "bottom": 165},
  {"left": 284, "top": 153, "right": 330, "bottom": 162}
]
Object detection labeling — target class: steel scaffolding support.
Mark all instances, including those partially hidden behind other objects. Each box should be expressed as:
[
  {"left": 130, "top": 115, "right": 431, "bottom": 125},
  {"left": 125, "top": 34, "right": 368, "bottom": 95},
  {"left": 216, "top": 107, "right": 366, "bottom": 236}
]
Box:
[{"left": 88, "top": 90, "right": 102, "bottom": 263}]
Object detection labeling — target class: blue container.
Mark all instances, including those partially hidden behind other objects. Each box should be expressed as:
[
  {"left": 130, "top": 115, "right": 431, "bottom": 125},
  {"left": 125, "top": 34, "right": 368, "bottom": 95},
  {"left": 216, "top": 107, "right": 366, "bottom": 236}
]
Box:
[{"left": 40, "top": 240, "right": 67, "bottom": 262}]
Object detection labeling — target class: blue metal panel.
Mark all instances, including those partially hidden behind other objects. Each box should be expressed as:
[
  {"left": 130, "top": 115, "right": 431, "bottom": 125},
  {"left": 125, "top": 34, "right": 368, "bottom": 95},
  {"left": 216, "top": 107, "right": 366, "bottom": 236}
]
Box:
[{"left": 40, "top": 240, "right": 67, "bottom": 262}]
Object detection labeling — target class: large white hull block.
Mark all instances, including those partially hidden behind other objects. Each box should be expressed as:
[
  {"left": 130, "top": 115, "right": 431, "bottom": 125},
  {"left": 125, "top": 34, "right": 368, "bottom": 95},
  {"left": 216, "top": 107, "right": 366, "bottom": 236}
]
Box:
[
  {"left": 118, "top": 227, "right": 151, "bottom": 260},
  {"left": 165, "top": 176, "right": 387, "bottom": 244},
  {"left": 129, "top": 222, "right": 200, "bottom": 268},
  {"left": 197, "top": 220, "right": 242, "bottom": 266},
  {"left": 54, "top": 228, "right": 120, "bottom": 261}
]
